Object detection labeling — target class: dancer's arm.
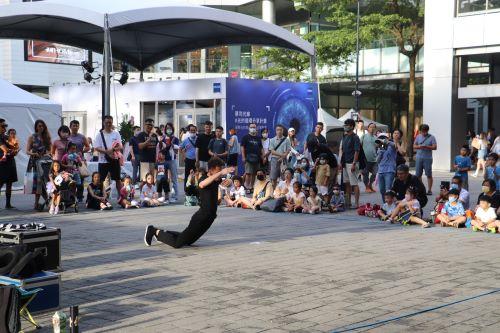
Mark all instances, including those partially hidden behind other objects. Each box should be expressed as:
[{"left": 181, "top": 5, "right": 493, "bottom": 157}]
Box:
[{"left": 199, "top": 167, "right": 235, "bottom": 189}]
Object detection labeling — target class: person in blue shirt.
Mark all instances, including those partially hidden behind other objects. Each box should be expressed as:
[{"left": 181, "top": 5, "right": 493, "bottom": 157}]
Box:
[
  {"left": 484, "top": 152, "right": 500, "bottom": 191},
  {"left": 376, "top": 133, "right": 397, "bottom": 202},
  {"left": 437, "top": 188, "right": 466, "bottom": 228},
  {"left": 181, "top": 124, "right": 197, "bottom": 189},
  {"left": 453, "top": 146, "right": 471, "bottom": 190}
]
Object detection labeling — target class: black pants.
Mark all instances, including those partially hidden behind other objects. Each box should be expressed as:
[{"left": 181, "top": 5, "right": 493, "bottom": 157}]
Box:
[
  {"left": 184, "top": 158, "right": 196, "bottom": 188},
  {"left": 156, "top": 209, "right": 216, "bottom": 248},
  {"left": 156, "top": 176, "right": 170, "bottom": 197}
]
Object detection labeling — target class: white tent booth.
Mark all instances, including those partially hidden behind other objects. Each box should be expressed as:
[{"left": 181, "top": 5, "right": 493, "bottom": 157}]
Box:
[
  {"left": 0, "top": 78, "right": 62, "bottom": 187},
  {"left": 339, "top": 109, "right": 389, "bottom": 132}
]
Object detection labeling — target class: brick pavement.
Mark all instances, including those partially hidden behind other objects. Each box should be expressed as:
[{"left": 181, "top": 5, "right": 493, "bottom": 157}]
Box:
[{"left": 0, "top": 171, "right": 499, "bottom": 333}]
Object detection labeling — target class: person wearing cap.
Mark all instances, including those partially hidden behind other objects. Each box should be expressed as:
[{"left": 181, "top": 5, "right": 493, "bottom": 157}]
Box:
[
  {"left": 436, "top": 188, "right": 466, "bottom": 228},
  {"left": 376, "top": 132, "right": 397, "bottom": 201},
  {"left": 361, "top": 122, "right": 378, "bottom": 193},
  {"left": 413, "top": 124, "right": 437, "bottom": 195},
  {"left": 339, "top": 118, "right": 361, "bottom": 208}
]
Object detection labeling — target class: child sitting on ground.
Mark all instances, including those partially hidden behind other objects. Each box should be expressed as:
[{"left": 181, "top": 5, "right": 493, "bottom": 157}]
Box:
[
  {"left": 118, "top": 176, "right": 139, "bottom": 209},
  {"left": 302, "top": 185, "right": 322, "bottom": 214},
  {"left": 141, "top": 173, "right": 165, "bottom": 207},
  {"left": 185, "top": 169, "right": 202, "bottom": 206},
  {"left": 471, "top": 196, "right": 498, "bottom": 233},
  {"left": 224, "top": 175, "right": 246, "bottom": 207},
  {"left": 377, "top": 190, "right": 397, "bottom": 221},
  {"left": 86, "top": 172, "right": 112, "bottom": 210},
  {"left": 436, "top": 188, "right": 466, "bottom": 228},
  {"left": 61, "top": 142, "right": 82, "bottom": 185},
  {"left": 283, "top": 182, "right": 305, "bottom": 213},
  {"left": 329, "top": 184, "right": 345, "bottom": 213},
  {"left": 155, "top": 151, "right": 170, "bottom": 200},
  {"left": 388, "top": 188, "right": 430, "bottom": 228}
]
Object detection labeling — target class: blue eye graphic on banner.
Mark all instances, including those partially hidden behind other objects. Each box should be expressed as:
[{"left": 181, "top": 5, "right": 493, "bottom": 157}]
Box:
[{"left": 226, "top": 78, "right": 318, "bottom": 147}]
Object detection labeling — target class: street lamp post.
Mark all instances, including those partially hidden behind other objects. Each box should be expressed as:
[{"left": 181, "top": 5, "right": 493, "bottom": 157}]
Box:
[{"left": 354, "top": 0, "right": 361, "bottom": 113}]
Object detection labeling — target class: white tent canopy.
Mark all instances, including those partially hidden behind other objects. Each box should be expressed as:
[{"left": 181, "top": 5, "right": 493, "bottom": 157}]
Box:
[
  {"left": 0, "top": 78, "right": 62, "bottom": 188},
  {"left": 0, "top": 0, "right": 314, "bottom": 71},
  {"left": 339, "top": 109, "right": 389, "bottom": 132},
  {"left": 317, "top": 108, "right": 344, "bottom": 135}
]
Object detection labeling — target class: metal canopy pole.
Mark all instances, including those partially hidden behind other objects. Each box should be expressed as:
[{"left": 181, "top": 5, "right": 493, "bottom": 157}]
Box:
[
  {"left": 354, "top": 0, "right": 361, "bottom": 112},
  {"left": 101, "top": 14, "right": 111, "bottom": 124}
]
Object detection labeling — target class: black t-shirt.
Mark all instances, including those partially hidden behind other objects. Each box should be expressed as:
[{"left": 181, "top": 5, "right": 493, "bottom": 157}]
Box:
[
  {"left": 198, "top": 175, "right": 220, "bottom": 214},
  {"left": 341, "top": 133, "right": 361, "bottom": 164},
  {"left": 0, "top": 134, "right": 6, "bottom": 160},
  {"left": 477, "top": 191, "right": 500, "bottom": 209},
  {"left": 392, "top": 175, "right": 428, "bottom": 208},
  {"left": 306, "top": 133, "right": 327, "bottom": 159},
  {"left": 241, "top": 134, "right": 262, "bottom": 158},
  {"left": 137, "top": 131, "right": 159, "bottom": 163},
  {"left": 196, "top": 133, "right": 215, "bottom": 162}
]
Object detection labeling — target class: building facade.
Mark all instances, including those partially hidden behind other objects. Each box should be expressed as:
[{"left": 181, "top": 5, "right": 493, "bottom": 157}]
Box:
[{"left": 424, "top": 0, "right": 500, "bottom": 170}]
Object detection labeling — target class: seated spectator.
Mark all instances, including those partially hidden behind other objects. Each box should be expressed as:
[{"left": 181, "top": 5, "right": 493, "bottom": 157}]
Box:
[
  {"left": 273, "top": 168, "right": 295, "bottom": 199},
  {"left": 377, "top": 190, "right": 397, "bottom": 221},
  {"left": 141, "top": 173, "right": 165, "bottom": 207},
  {"left": 392, "top": 164, "right": 428, "bottom": 209},
  {"left": 388, "top": 188, "right": 430, "bottom": 228},
  {"left": 437, "top": 188, "right": 466, "bottom": 228},
  {"left": 239, "top": 169, "right": 273, "bottom": 210},
  {"left": 453, "top": 146, "right": 471, "bottom": 190},
  {"left": 156, "top": 151, "right": 170, "bottom": 200},
  {"left": 315, "top": 153, "right": 330, "bottom": 200},
  {"left": 484, "top": 152, "right": 500, "bottom": 191},
  {"left": 476, "top": 179, "right": 500, "bottom": 215},
  {"left": 302, "top": 185, "right": 322, "bottom": 214},
  {"left": 185, "top": 169, "right": 201, "bottom": 206},
  {"left": 119, "top": 176, "right": 139, "bottom": 209},
  {"left": 86, "top": 172, "right": 112, "bottom": 210},
  {"left": 283, "top": 182, "right": 305, "bottom": 213},
  {"left": 471, "top": 196, "right": 497, "bottom": 232},
  {"left": 329, "top": 184, "right": 345, "bottom": 213},
  {"left": 451, "top": 176, "right": 470, "bottom": 210},
  {"left": 224, "top": 175, "right": 245, "bottom": 207},
  {"left": 294, "top": 157, "right": 312, "bottom": 187},
  {"left": 430, "top": 182, "right": 450, "bottom": 221}
]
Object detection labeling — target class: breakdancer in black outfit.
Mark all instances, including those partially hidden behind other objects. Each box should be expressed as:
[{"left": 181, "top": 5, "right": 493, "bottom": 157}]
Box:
[{"left": 144, "top": 157, "right": 234, "bottom": 248}]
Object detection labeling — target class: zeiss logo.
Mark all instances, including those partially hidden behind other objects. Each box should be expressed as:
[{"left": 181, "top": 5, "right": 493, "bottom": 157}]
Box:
[{"left": 213, "top": 83, "right": 221, "bottom": 93}]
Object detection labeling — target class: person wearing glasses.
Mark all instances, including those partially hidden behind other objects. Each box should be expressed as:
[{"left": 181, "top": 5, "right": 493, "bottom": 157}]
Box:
[
  {"left": 137, "top": 118, "right": 159, "bottom": 182},
  {"left": 94, "top": 115, "right": 123, "bottom": 195},
  {"left": 0, "top": 119, "right": 19, "bottom": 209}
]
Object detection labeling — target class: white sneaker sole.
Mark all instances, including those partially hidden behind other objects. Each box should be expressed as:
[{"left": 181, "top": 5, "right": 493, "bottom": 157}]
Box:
[{"left": 144, "top": 225, "right": 153, "bottom": 247}]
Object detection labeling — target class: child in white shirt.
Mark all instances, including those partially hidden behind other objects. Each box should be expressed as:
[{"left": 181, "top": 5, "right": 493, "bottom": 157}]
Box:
[
  {"left": 377, "top": 190, "right": 397, "bottom": 221},
  {"left": 284, "top": 182, "right": 306, "bottom": 213},
  {"left": 472, "top": 196, "right": 498, "bottom": 232},
  {"left": 224, "top": 175, "right": 246, "bottom": 207},
  {"left": 302, "top": 185, "right": 322, "bottom": 214}
]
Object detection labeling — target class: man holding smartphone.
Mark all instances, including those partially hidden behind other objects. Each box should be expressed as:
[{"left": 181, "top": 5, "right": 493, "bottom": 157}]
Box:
[{"left": 137, "top": 118, "right": 159, "bottom": 182}]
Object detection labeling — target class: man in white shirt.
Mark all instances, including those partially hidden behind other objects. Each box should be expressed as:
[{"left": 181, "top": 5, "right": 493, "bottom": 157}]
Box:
[{"left": 94, "top": 115, "right": 123, "bottom": 194}]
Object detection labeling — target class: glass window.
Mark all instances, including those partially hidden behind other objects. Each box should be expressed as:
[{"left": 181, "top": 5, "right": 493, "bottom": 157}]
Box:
[
  {"left": 488, "top": 0, "right": 500, "bottom": 9},
  {"left": 196, "top": 114, "right": 212, "bottom": 130},
  {"left": 189, "top": 50, "right": 201, "bottom": 73},
  {"left": 457, "top": 0, "right": 486, "bottom": 13},
  {"left": 158, "top": 101, "right": 174, "bottom": 127},
  {"left": 381, "top": 47, "right": 399, "bottom": 74},
  {"left": 195, "top": 100, "right": 214, "bottom": 108},
  {"left": 215, "top": 99, "right": 221, "bottom": 127},
  {"left": 173, "top": 53, "right": 188, "bottom": 73},
  {"left": 176, "top": 100, "right": 194, "bottom": 109},
  {"left": 206, "top": 47, "right": 228, "bottom": 73},
  {"left": 399, "top": 53, "right": 409, "bottom": 73},
  {"left": 142, "top": 102, "right": 156, "bottom": 125},
  {"left": 362, "top": 48, "right": 381, "bottom": 75}
]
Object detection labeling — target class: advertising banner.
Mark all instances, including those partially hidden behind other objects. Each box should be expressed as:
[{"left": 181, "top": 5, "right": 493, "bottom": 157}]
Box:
[
  {"left": 226, "top": 78, "right": 318, "bottom": 147},
  {"left": 25, "top": 40, "right": 88, "bottom": 65}
]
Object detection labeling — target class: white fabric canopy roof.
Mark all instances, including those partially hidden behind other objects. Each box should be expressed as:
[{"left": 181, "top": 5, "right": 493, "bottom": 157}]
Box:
[
  {"left": 0, "top": 78, "right": 62, "bottom": 188},
  {"left": 339, "top": 109, "right": 389, "bottom": 131},
  {"left": 318, "top": 108, "right": 344, "bottom": 133},
  {"left": 0, "top": 0, "right": 315, "bottom": 70}
]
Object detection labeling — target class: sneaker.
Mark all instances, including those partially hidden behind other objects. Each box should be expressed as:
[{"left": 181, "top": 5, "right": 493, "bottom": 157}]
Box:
[
  {"left": 472, "top": 226, "right": 480, "bottom": 232},
  {"left": 144, "top": 225, "right": 156, "bottom": 246},
  {"left": 422, "top": 222, "right": 430, "bottom": 228},
  {"left": 54, "top": 206, "right": 59, "bottom": 215},
  {"left": 426, "top": 191, "right": 433, "bottom": 196},
  {"left": 487, "top": 227, "right": 497, "bottom": 234},
  {"left": 169, "top": 197, "right": 177, "bottom": 203},
  {"left": 49, "top": 204, "right": 55, "bottom": 215}
]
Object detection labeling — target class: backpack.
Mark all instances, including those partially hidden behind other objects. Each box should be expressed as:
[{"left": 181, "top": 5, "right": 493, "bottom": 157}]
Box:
[{"left": 0, "top": 286, "right": 20, "bottom": 333}]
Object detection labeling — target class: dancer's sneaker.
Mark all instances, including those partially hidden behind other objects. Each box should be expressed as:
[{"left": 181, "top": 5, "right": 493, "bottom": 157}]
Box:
[{"left": 144, "top": 225, "right": 156, "bottom": 246}]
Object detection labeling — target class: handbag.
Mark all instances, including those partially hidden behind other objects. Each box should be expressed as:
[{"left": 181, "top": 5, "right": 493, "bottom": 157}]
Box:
[
  {"left": 100, "top": 130, "right": 117, "bottom": 164},
  {"left": 23, "top": 171, "right": 34, "bottom": 195},
  {"left": 260, "top": 196, "right": 286, "bottom": 212},
  {"left": 78, "top": 162, "right": 90, "bottom": 177}
]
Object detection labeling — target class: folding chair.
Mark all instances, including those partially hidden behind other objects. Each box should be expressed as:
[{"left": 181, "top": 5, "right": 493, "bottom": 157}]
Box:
[{"left": 18, "top": 287, "right": 43, "bottom": 331}]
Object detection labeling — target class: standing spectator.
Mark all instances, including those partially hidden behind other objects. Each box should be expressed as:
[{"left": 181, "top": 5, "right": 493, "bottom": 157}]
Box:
[
  {"left": 26, "top": 119, "right": 52, "bottom": 210},
  {"left": 269, "top": 124, "right": 291, "bottom": 188},
  {"left": 196, "top": 120, "right": 214, "bottom": 172},
  {"left": 473, "top": 132, "right": 488, "bottom": 178},
  {"left": 137, "top": 118, "right": 159, "bottom": 181},
  {"left": 484, "top": 152, "right": 500, "bottom": 190},
  {"left": 487, "top": 128, "right": 496, "bottom": 147},
  {"left": 413, "top": 124, "right": 437, "bottom": 195},
  {"left": 454, "top": 146, "right": 472, "bottom": 190},
  {"left": 361, "top": 122, "right": 378, "bottom": 193},
  {"left": 51, "top": 125, "right": 70, "bottom": 162},
  {"left": 287, "top": 127, "right": 300, "bottom": 169},
  {"left": 94, "top": 115, "right": 123, "bottom": 195},
  {"left": 181, "top": 124, "right": 198, "bottom": 188},
  {"left": 305, "top": 122, "right": 327, "bottom": 161},
  {"left": 159, "top": 123, "right": 180, "bottom": 202},
  {"left": 339, "top": 119, "right": 361, "bottom": 209},
  {"left": 354, "top": 119, "right": 366, "bottom": 139},
  {"left": 68, "top": 120, "right": 90, "bottom": 202},
  {"left": 391, "top": 164, "right": 428, "bottom": 209},
  {"left": 208, "top": 126, "right": 228, "bottom": 162},
  {"left": 376, "top": 133, "right": 397, "bottom": 202},
  {"left": 241, "top": 122, "right": 263, "bottom": 192},
  {"left": 0, "top": 120, "right": 19, "bottom": 209},
  {"left": 227, "top": 128, "right": 240, "bottom": 168},
  {"left": 490, "top": 135, "right": 500, "bottom": 155},
  {"left": 129, "top": 126, "right": 141, "bottom": 184},
  {"left": 261, "top": 128, "right": 271, "bottom": 171},
  {"left": 392, "top": 128, "right": 407, "bottom": 166}
]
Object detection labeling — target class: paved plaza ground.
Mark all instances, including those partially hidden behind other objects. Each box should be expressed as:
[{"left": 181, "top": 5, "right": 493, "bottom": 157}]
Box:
[{"left": 1, "top": 171, "right": 499, "bottom": 332}]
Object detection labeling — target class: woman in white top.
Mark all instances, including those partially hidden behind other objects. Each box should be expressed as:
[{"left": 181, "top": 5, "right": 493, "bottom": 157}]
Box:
[
  {"left": 473, "top": 132, "right": 489, "bottom": 178},
  {"left": 261, "top": 128, "right": 271, "bottom": 172},
  {"left": 287, "top": 127, "right": 300, "bottom": 169},
  {"left": 273, "top": 168, "right": 295, "bottom": 198}
]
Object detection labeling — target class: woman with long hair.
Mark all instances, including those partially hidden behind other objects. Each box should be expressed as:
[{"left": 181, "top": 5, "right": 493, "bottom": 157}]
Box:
[
  {"left": 0, "top": 120, "right": 19, "bottom": 209},
  {"left": 473, "top": 132, "right": 489, "bottom": 177},
  {"left": 26, "top": 119, "right": 52, "bottom": 210},
  {"left": 392, "top": 128, "right": 407, "bottom": 166},
  {"left": 159, "top": 122, "right": 180, "bottom": 202}
]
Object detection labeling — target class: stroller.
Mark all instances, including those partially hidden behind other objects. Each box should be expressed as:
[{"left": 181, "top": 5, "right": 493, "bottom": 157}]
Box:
[{"left": 37, "top": 157, "right": 78, "bottom": 213}]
